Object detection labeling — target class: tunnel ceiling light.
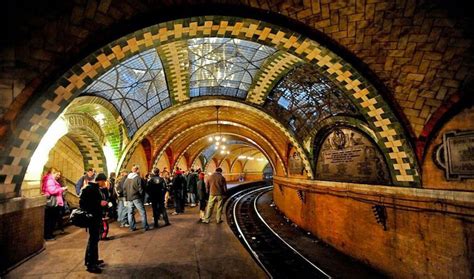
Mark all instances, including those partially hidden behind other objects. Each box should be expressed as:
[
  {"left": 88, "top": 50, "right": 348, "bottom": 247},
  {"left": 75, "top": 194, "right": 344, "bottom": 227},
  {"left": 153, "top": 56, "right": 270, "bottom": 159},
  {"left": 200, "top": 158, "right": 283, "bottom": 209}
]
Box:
[
  {"left": 208, "top": 106, "right": 228, "bottom": 151},
  {"left": 247, "top": 157, "right": 254, "bottom": 160}
]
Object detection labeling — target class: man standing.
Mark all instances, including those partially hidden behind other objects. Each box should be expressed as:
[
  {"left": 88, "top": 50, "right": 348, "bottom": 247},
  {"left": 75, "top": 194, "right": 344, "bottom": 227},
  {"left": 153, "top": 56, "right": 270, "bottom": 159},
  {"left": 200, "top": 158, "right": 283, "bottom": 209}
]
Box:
[
  {"left": 79, "top": 173, "right": 108, "bottom": 273},
  {"left": 202, "top": 167, "right": 227, "bottom": 224},
  {"left": 124, "top": 165, "right": 149, "bottom": 231},
  {"left": 186, "top": 169, "right": 198, "bottom": 207},
  {"left": 146, "top": 168, "right": 170, "bottom": 227},
  {"left": 171, "top": 169, "right": 186, "bottom": 215},
  {"left": 114, "top": 170, "right": 129, "bottom": 227},
  {"left": 75, "top": 168, "right": 95, "bottom": 195}
]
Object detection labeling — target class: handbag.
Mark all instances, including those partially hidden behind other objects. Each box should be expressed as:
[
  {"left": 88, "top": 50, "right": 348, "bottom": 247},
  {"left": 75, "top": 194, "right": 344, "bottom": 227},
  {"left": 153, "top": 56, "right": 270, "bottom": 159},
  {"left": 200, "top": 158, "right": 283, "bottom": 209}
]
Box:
[
  {"left": 69, "top": 208, "right": 94, "bottom": 228},
  {"left": 46, "top": 195, "right": 58, "bottom": 207}
]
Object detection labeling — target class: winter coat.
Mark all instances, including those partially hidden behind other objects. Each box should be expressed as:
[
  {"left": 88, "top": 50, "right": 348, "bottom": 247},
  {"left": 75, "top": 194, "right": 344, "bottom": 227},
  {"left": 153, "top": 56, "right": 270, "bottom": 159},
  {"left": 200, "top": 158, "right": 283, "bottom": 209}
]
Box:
[
  {"left": 146, "top": 174, "right": 166, "bottom": 202},
  {"left": 79, "top": 182, "right": 103, "bottom": 219},
  {"left": 124, "top": 172, "right": 143, "bottom": 201},
  {"left": 186, "top": 172, "right": 198, "bottom": 193},
  {"left": 171, "top": 174, "right": 186, "bottom": 196},
  {"left": 115, "top": 175, "right": 127, "bottom": 198},
  {"left": 206, "top": 172, "right": 227, "bottom": 196},
  {"left": 197, "top": 179, "right": 208, "bottom": 201},
  {"left": 43, "top": 174, "right": 64, "bottom": 206}
]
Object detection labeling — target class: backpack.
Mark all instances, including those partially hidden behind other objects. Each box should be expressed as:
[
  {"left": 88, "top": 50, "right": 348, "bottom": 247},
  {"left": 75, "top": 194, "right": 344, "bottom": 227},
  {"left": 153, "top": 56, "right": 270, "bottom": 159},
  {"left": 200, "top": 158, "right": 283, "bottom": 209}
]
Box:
[{"left": 69, "top": 208, "right": 93, "bottom": 228}]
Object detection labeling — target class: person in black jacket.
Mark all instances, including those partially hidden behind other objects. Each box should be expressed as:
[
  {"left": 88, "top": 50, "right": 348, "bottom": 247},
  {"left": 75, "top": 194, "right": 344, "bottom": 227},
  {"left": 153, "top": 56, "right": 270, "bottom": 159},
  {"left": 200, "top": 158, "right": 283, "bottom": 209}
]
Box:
[
  {"left": 171, "top": 169, "right": 186, "bottom": 215},
  {"left": 146, "top": 168, "right": 170, "bottom": 228},
  {"left": 79, "top": 173, "right": 108, "bottom": 274}
]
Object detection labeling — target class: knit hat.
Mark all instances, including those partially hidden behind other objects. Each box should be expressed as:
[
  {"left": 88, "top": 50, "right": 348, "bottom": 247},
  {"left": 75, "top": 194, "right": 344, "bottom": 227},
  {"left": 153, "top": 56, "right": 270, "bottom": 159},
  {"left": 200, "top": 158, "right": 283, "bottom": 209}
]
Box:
[{"left": 95, "top": 173, "right": 107, "bottom": 181}]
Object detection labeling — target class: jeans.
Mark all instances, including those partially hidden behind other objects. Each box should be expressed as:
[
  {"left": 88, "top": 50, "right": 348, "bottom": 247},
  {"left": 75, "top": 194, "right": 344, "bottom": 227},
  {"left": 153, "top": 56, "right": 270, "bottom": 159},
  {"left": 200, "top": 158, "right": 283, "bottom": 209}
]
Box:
[
  {"left": 117, "top": 198, "right": 128, "bottom": 225},
  {"left": 187, "top": 192, "right": 196, "bottom": 204},
  {"left": 203, "top": 195, "right": 224, "bottom": 223},
  {"left": 85, "top": 218, "right": 101, "bottom": 267},
  {"left": 173, "top": 191, "right": 185, "bottom": 213},
  {"left": 126, "top": 199, "right": 149, "bottom": 230},
  {"left": 151, "top": 200, "right": 169, "bottom": 226}
]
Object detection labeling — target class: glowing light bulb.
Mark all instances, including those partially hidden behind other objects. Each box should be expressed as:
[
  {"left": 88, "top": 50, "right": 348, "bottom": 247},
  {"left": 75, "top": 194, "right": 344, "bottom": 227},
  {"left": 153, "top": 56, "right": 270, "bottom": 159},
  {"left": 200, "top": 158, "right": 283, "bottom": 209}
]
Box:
[
  {"left": 215, "top": 135, "right": 221, "bottom": 141},
  {"left": 220, "top": 150, "right": 225, "bottom": 154},
  {"left": 215, "top": 141, "right": 220, "bottom": 146},
  {"left": 226, "top": 151, "right": 230, "bottom": 154},
  {"left": 214, "top": 146, "right": 218, "bottom": 150},
  {"left": 222, "top": 137, "right": 226, "bottom": 142},
  {"left": 208, "top": 137, "right": 213, "bottom": 142}
]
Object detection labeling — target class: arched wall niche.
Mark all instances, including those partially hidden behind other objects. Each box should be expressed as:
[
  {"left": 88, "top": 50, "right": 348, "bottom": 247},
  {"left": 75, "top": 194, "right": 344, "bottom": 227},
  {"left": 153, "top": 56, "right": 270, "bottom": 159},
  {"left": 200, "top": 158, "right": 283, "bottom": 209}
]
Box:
[{"left": 313, "top": 124, "right": 392, "bottom": 185}]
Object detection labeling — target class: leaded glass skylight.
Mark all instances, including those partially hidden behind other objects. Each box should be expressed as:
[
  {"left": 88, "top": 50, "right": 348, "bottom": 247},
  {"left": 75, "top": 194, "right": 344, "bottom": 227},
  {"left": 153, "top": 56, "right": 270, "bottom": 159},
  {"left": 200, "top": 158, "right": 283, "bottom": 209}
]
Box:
[
  {"left": 82, "top": 48, "right": 171, "bottom": 136},
  {"left": 264, "top": 63, "right": 358, "bottom": 139},
  {"left": 188, "top": 38, "right": 276, "bottom": 99}
]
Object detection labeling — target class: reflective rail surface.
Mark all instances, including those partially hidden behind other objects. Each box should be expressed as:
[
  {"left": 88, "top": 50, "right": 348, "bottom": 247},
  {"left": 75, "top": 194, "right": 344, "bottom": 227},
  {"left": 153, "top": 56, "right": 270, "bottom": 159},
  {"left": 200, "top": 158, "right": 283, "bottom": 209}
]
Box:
[{"left": 226, "top": 185, "right": 331, "bottom": 279}]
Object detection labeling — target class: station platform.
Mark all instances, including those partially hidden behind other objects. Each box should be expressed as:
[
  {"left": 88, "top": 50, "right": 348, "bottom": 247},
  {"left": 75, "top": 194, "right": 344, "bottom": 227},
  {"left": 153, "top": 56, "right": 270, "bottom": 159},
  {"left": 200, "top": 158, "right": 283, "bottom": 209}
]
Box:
[
  {"left": 6, "top": 204, "right": 265, "bottom": 278},
  {"left": 6, "top": 187, "right": 381, "bottom": 278}
]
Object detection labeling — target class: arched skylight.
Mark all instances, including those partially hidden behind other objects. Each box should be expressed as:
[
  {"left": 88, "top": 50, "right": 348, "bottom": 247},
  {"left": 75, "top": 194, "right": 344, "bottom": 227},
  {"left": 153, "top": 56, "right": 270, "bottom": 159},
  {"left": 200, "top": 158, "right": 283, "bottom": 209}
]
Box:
[
  {"left": 188, "top": 38, "right": 276, "bottom": 99},
  {"left": 265, "top": 63, "right": 358, "bottom": 139},
  {"left": 82, "top": 48, "right": 171, "bottom": 136}
]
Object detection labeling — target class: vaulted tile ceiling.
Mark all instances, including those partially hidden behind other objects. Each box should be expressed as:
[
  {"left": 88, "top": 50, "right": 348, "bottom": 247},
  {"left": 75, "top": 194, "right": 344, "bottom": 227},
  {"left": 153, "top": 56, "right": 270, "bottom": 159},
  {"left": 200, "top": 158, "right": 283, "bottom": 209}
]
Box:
[{"left": 81, "top": 37, "right": 358, "bottom": 141}]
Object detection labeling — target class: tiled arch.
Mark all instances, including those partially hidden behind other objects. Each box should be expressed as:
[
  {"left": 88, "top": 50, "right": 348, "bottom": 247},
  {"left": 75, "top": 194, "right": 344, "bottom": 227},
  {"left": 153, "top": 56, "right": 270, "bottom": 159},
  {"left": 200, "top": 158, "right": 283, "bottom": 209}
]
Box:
[
  {"left": 0, "top": 16, "right": 420, "bottom": 197},
  {"left": 169, "top": 131, "right": 280, "bottom": 177},
  {"left": 120, "top": 99, "right": 307, "bottom": 178}
]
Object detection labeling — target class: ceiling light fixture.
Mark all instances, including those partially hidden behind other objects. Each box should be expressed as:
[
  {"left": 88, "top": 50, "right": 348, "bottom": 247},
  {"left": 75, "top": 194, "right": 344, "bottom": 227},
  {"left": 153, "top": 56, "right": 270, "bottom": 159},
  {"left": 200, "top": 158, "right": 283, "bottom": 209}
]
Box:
[{"left": 208, "top": 106, "right": 228, "bottom": 153}]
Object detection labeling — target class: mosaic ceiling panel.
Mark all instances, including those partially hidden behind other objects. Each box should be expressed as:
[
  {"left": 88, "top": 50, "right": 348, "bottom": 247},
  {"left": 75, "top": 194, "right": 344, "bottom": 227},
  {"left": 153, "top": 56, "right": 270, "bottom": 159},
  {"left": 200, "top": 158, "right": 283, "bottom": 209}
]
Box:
[
  {"left": 264, "top": 63, "right": 359, "bottom": 140},
  {"left": 82, "top": 48, "right": 171, "bottom": 136},
  {"left": 187, "top": 38, "right": 276, "bottom": 99}
]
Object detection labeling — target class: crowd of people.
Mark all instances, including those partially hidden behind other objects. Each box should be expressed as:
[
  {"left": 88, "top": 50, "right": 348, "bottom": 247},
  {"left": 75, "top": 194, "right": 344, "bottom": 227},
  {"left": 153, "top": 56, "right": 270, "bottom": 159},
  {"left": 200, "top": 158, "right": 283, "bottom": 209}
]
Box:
[{"left": 41, "top": 164, "right": 228, "bottom": 273}]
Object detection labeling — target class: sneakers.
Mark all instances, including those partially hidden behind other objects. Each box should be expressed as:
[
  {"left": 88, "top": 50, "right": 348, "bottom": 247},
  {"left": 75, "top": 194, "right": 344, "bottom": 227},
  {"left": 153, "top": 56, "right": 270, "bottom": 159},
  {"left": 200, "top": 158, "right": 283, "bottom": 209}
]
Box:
[
  {"left": 171, "top": 212, "right": 179, "bottom": 215},
  {"left": 190, "top": 203, "right": 196, "bottom": 207},
  {"left": 119, "top": 223, "right": 130, "bottom": 228}
]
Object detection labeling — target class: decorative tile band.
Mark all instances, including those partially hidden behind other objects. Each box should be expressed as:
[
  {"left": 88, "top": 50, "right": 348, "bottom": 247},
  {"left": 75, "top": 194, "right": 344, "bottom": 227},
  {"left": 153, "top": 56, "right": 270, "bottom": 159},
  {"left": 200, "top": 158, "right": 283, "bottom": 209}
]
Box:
[
  {"left": 247, "top": 51, "right": 302, "bottom": 104},
  {"left": 157, "top": 42, "right": 190, "bottom": 103}
]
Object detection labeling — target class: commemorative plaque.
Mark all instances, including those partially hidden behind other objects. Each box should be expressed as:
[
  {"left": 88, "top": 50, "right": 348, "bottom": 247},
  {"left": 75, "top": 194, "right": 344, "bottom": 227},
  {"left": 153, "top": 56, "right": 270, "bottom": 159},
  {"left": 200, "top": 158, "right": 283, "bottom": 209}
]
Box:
[
  {"left": 315, "top": 127, "right": 391, "bottom": 184},
  {"left": 436, "top": 131, "right": 474, "bottom": 180}
]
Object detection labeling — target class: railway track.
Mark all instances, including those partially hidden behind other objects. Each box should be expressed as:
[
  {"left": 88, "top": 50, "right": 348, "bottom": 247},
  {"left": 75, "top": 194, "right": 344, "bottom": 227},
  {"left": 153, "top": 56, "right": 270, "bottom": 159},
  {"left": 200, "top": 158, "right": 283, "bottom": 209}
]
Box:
[{"left": 226, "top": 185, "right": 331, "bottom": 279}]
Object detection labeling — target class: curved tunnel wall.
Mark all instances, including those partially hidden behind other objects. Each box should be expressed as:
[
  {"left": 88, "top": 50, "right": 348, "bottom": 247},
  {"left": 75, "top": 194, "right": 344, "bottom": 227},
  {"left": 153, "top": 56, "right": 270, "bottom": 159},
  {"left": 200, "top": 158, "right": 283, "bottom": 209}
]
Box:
[{"left": 0, "top": 3, "right": 473, "bottom": 275}]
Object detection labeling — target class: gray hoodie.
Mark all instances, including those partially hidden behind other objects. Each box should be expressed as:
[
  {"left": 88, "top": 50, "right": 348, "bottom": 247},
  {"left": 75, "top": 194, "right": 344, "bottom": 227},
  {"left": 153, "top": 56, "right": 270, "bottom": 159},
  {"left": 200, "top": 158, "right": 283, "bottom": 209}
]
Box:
[{"left": 124, "top": 172, "right": 143, "bottom": 201}]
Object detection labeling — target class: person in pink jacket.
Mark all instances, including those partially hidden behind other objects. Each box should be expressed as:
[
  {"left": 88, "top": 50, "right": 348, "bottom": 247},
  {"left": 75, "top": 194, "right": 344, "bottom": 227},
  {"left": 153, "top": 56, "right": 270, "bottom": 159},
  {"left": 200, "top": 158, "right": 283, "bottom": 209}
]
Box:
[{"left": 42, "top": 167, "right": 67, "bottom": 240}]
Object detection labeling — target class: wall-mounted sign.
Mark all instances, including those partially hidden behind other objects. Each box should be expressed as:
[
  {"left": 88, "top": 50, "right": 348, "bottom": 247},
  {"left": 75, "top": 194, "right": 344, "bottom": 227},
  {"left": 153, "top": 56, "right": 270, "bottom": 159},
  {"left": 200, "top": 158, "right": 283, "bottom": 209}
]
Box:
[
  {"left": 315, "top": 127, "right": 390, "bottom": 184},
  {"left": 435, "top": 130, "right": 474, "bottom": 180}
]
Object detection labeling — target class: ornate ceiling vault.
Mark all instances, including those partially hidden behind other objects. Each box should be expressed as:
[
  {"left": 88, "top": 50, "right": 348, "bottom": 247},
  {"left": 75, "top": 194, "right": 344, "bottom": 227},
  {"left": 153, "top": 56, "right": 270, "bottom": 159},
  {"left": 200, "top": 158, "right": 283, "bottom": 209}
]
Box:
[{"left": 3, "top": 15, "right": 422, "bottom": 191}]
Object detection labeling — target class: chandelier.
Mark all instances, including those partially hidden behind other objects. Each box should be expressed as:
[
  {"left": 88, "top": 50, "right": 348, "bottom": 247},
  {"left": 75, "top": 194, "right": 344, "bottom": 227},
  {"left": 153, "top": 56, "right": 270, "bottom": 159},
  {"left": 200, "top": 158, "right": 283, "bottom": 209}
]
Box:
[{"left": 208, "top": 106, "right": 230, "bottom": 155}]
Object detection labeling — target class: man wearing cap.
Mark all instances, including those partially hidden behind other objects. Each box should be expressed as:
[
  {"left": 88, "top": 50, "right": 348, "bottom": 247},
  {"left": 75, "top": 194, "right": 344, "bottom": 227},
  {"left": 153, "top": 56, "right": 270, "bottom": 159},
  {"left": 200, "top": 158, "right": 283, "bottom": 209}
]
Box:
[
  {"left": 79, "top": 172, "right": 109, "bottom": 273},
  {"left": 202, "top": 167, "right": 227, "bottom": 224}
]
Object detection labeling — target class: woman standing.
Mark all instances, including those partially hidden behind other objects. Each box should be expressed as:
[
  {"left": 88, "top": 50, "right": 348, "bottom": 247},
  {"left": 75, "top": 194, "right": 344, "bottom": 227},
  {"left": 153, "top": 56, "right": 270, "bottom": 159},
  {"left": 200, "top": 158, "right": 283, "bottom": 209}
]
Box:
[{"left": 42, "top": 167, "right": 66, "bottom": 240}]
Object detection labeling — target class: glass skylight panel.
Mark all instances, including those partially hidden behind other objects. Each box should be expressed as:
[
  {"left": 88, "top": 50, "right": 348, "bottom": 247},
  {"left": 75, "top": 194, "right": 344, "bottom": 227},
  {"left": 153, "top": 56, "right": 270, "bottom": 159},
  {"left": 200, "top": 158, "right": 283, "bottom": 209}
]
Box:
[
  {"left": 188, "top": 37, "right": 276, "bottom": 99},
  {"left": 82, "top": 48, "right": 171, "bottom": 137},
  {"left": 265, "top": 63, "right": 358, "bottom": 139}
]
